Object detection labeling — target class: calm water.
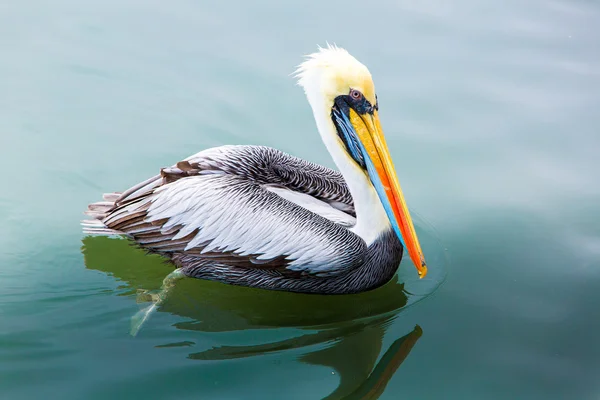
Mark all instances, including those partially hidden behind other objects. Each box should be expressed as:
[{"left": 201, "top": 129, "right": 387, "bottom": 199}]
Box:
[{"left": 2, "top": 0, "right": 600, "bottom": 399}]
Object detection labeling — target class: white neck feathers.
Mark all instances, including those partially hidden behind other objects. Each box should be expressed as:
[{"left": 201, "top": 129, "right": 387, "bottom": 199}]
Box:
[{"left": 308, "top": 98, "right": 391, "bottom": 245}]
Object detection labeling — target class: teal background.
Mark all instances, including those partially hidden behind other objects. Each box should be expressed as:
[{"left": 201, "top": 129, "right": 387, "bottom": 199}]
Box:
[{"left": 1, "top": 1, "right": 599, "bottom": 399}]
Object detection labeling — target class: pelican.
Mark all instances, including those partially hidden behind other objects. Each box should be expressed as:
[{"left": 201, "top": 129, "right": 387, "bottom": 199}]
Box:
[{"left": 83, "top": 45, "right": 428, "bottom": 297}]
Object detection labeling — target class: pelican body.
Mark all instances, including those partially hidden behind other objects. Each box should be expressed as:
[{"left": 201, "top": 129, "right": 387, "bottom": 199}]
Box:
[{"left": 83, "top": 46, "right": 427, "bottom": 295}]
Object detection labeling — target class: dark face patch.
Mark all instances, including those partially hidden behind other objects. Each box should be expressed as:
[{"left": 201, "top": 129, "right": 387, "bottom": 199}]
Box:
[
  {"left": 334, "top": 89, "right": 377, "bottom": 116},
  {"left": 330, "top": 89, "right": 378, "bottom": 169}
]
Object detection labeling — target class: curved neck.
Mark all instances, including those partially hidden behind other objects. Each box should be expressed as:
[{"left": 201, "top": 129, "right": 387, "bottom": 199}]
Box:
[{"left": 310, "top": 102, "right": 391, "bottom": 244}]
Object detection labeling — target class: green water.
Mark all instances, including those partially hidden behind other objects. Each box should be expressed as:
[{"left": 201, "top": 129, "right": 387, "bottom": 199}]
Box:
[{"left": 2, "top": 0, "right": 600, "bottom": 399}]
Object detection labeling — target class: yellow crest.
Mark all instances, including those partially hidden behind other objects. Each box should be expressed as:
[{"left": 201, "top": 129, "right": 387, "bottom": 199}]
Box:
[{"left": 295, "top": 44, "right": 376, "bottom": 107}]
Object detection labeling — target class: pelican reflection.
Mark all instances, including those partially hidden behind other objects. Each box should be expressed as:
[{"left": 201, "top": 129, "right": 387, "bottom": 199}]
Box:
[{"left": 82, "top": 236, "right": 424, "bottom": 399}]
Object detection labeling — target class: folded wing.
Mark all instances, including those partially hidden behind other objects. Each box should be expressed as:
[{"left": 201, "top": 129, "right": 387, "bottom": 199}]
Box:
[{"left": 83, "top": 145, "right": 365, "bottom": 277}]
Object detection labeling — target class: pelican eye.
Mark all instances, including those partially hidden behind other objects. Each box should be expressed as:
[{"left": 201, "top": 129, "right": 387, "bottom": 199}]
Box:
[
  {"left": 349, "top": 89, "right": 363, "bottom": 100},
  {"left": 346, "top": 89, "right": 374, "bottom": 115}
]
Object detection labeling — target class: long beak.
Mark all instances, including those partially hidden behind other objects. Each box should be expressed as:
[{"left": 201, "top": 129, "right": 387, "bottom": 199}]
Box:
[{"left": 348, "top": 109, "right": 428, "bottom": 278}]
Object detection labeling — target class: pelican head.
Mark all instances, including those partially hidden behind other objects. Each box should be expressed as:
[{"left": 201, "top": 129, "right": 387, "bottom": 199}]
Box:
[{"left": 296, "top": 45, "right": 427, "bottom": 278}]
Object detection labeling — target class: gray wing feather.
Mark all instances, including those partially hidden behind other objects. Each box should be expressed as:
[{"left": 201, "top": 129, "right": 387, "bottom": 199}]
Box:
[
  {"left": 146, "top": 174, "right": 362, "bottom": 275},
  {"left": 264, "top": 185, "right": 356, "bottom": 227},
  {"left": 184, "top": 145, "right": 355, "bottom": 215},
  {"left": 86, "top": 145, "right": 364, "bottom": 277}
]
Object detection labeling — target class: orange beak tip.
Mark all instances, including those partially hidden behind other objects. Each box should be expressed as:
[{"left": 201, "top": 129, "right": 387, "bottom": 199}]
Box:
[{"left": 418, "top": 264, "right": 428, "bottom": 279}]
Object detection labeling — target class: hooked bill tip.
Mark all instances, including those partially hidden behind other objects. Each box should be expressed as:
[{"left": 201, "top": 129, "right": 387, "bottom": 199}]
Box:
[{"left": 418, "top": 264, "right": 428, "bottom": 279}]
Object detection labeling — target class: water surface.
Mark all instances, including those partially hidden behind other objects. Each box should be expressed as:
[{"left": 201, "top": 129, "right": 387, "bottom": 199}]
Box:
[{"left": 1, "top": 0, "right": 600, "bottom": 399}]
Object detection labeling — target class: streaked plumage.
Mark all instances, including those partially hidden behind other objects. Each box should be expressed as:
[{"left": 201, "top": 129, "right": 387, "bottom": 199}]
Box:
[{"left": 83, "top": 46, "right": 427, "bottom": 295}]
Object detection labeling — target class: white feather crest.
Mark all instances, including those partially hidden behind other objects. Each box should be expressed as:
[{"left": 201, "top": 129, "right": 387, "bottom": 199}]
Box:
[{"left": 294, "top": 44, "right": 357, "bottom": 88}]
